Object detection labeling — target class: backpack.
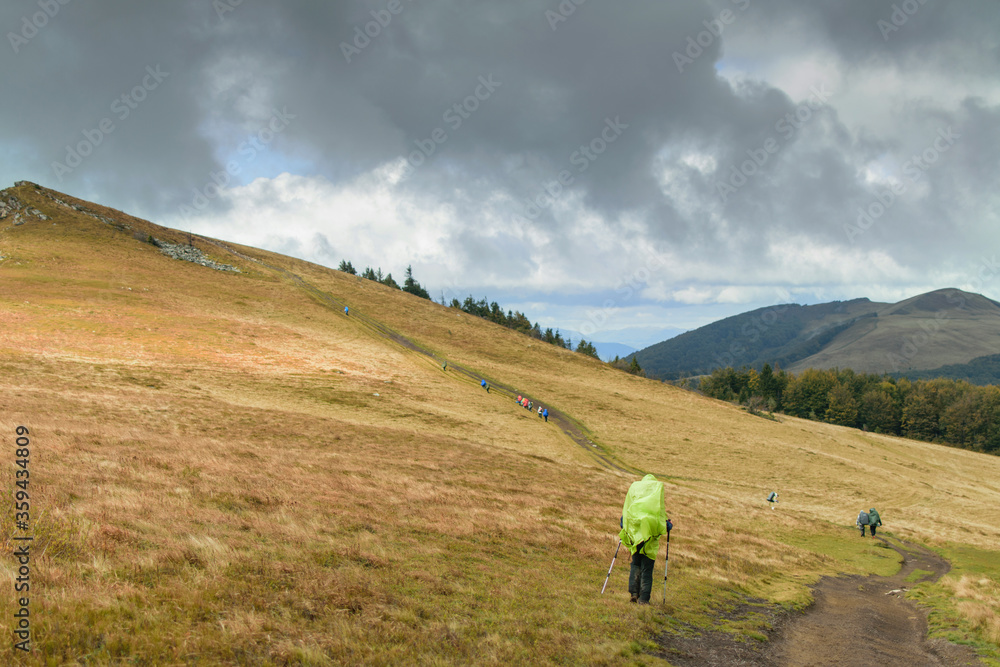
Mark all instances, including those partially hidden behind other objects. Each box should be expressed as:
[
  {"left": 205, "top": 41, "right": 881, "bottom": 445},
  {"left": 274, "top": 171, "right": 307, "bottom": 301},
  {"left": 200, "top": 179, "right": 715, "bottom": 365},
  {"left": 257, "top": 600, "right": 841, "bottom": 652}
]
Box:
[{"left": 857, "top": 511, "right": 870, "bottom": 525}]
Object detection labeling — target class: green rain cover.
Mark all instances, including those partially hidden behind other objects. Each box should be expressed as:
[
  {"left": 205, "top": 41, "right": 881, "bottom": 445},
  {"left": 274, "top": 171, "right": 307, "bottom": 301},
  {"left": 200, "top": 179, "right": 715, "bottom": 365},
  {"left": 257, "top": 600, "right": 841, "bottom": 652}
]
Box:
[{"left": 619, "top": 474, "right": 666, "bottom": 559}]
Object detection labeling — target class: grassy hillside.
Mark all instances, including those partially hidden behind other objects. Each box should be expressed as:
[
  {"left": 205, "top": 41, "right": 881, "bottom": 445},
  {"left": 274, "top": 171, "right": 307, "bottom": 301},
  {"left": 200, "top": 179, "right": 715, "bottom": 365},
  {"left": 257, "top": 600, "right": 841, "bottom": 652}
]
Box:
[{"left": 2, "top": 182, "right": 1000, "bottom": 665}]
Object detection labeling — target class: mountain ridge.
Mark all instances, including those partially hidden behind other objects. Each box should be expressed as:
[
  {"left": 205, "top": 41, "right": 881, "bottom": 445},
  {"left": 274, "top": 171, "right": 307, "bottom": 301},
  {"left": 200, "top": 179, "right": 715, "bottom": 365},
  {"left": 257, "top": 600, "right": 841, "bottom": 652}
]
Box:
[{"left": 634, "top": 288, "right": 1000, "bottom": 383}]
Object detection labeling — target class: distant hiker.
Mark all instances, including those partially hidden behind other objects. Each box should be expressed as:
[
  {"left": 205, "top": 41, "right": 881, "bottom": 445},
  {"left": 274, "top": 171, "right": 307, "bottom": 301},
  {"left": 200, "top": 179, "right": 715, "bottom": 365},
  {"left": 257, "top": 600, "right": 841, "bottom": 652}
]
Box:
[
  {"left": 481, "top": 379, "right": 487, "bottom": 389},
  {"left": 537, "top": 405, "right": 543, "bottom": 418},
  {"left": 619, "top": 474, "right": 668, "bottom": 604},
  {"left": 543, "top": 408, "right": 548, "bottom": 422},
  {"left": 528, "top": 401, "right": 533, "bottom": 411},
  {"left": 857, "top": 509, "right": 870, "bottom": 537},
  {"left": 344, "top": 306, "right": 349, "bottom": 316},
  {"left": 517, "top": 395, "right": 522, "bottom": 404},
  {"left": 868, "top": 508, "right": 882, "bottom": 536},
  {"left": 442, "top": 361, "right": 447, "bottom": 371},
  {"left": 486, "top": 384, "right": 490, "bottom": 393},
  {"left": 767, "top": 492, "right": 778, "bottom": 509}
]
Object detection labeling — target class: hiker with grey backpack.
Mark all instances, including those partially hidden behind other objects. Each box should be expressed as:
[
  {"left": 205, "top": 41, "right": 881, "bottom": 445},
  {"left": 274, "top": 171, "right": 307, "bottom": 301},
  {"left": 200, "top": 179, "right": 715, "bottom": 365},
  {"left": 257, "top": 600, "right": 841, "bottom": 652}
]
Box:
[{"left": 857, "top": 509, "right": 870, "bottom": 536}]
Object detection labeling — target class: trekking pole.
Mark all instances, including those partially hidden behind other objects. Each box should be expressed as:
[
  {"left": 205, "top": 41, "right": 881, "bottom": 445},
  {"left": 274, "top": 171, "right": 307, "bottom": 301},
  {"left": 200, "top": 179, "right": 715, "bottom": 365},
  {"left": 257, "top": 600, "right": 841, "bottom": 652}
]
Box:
[
  {"left": 600, "top": 541, "right": 622, "bottom": 594},
  {"left": 662, "top": 520, "right": 673, "bottom": 605}
]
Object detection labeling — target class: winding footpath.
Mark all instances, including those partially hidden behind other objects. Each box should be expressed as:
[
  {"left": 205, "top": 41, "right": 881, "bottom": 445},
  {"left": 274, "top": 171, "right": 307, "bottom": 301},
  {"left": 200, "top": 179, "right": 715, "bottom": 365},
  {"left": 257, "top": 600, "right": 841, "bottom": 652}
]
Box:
[{"left": 658, "top": 538, "right": 982, "bottom": 666}]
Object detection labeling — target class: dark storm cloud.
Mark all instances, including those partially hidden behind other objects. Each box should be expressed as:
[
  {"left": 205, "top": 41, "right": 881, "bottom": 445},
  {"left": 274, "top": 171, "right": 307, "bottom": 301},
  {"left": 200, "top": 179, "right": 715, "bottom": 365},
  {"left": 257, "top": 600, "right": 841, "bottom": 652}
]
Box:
[{"left": 2, "top": 0, "right": 998, "bottom": 316}]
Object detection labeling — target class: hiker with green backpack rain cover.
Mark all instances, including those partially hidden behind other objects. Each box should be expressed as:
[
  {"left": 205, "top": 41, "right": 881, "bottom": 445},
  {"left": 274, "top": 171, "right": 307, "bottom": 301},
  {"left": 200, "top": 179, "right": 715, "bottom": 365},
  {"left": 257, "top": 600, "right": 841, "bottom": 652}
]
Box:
[{"left": 619, "top": 474, "right": 669, "bottom": 604}]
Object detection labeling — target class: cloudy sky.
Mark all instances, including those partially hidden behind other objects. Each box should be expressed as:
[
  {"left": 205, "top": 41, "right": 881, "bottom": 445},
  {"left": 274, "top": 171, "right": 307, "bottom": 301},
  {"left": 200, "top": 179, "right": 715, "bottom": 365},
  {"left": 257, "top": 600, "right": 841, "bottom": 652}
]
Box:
[{"left": 3, "top": 1, "right": 998, "bottom": 349}]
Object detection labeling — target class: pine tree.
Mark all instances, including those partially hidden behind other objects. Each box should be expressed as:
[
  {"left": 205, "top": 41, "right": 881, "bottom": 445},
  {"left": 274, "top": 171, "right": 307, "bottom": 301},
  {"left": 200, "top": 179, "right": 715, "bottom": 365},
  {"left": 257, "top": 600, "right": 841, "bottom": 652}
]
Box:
[{"left": 402, "top": 265, "right": 431, "bottom": 300}]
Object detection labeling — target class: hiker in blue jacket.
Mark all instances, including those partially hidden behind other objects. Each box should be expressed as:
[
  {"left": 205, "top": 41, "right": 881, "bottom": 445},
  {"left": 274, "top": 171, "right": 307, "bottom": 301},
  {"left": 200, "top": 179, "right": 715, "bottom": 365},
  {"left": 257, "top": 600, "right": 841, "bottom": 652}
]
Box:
[{"left": 542, "top": 408, "right": 548, "bottom": 422}]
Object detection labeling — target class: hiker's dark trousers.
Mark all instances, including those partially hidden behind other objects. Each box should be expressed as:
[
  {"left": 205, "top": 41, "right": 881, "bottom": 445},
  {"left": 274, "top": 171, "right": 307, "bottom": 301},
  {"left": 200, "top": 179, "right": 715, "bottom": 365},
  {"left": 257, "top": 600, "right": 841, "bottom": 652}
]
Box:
[
  {"left": 870, "top": 525, "right": 877, "bottom": 536},
  {"left": 629, "top": 551, "right": 655, "bottom": 602}
]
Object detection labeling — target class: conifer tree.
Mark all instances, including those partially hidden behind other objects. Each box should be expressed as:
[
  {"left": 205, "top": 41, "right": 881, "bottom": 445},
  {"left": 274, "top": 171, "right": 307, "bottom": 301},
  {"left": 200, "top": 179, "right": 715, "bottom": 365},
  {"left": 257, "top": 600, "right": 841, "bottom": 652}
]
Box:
[{"left": 402, "top": 265, "right": 431, "bottom": 300}]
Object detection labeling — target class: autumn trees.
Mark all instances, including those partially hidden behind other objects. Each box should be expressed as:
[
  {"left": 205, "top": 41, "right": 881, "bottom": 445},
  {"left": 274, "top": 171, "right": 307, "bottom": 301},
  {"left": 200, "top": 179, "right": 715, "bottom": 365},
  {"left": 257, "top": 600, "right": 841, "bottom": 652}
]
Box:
[{"left": 699, "top": 366, "right": 1000, "bottom": 454}]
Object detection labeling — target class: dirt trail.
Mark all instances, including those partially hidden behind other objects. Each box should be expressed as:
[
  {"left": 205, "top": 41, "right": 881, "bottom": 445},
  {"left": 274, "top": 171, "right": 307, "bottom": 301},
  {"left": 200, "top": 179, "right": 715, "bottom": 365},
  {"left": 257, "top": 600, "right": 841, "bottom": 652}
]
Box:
[{"left": 657, "top": 538, "right": 982, "bottom": 666}]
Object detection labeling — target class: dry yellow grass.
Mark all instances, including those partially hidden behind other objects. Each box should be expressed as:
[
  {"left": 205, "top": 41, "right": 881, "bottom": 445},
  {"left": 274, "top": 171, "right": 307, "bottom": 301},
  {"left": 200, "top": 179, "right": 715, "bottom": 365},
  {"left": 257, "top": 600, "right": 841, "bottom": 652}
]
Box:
[{"left": 1, "top": 182, "right": 999, "bottom": 664}]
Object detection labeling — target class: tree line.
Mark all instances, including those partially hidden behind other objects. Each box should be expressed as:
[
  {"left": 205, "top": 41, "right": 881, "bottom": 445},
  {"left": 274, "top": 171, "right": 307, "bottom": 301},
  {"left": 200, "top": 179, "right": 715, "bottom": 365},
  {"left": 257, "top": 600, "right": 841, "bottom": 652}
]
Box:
[
  {"left": 335, "top": 259, "right": 645, "bottom": 371},
  {"left": 698, "top": 364, "right": 1000, "bottom": 454},
  {"left": 338, "top": 260, "right": 431, "bottom": 300},
  {"left": 448, "top": 295, "right": 606, "bottom": 360}
]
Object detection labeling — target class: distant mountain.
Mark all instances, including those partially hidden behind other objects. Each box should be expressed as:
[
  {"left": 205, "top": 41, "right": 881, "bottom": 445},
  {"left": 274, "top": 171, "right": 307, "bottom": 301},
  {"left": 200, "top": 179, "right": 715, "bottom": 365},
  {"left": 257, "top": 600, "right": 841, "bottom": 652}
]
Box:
[
  {"left": 593, "top": 342, "right": 637, "bottom": 362},
  {"left": 554, "top": 330, "right": 636, "bottom": 362},
  {"left": 634, "top": 289, "right": 1000, "bottom": 383}
]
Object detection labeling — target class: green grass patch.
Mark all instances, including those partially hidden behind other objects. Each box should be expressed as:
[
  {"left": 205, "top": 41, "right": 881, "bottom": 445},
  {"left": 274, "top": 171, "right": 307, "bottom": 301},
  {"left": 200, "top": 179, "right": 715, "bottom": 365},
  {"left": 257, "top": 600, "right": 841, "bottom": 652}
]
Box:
[
  {"left": 775, "top": 526, "right": 901, "bottom": 578},
  {"left": 903, "top": 541, "right": 1000, "bottom": 665}
]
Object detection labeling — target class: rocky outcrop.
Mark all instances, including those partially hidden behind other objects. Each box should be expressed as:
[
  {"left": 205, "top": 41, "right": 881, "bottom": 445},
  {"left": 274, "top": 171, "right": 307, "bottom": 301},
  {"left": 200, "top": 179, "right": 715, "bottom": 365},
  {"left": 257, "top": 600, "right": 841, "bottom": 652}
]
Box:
[
  {"left": 0, "top": 189, "right": 50, "bottom": 225},
  {"left": 151, "top": 238, "right": 241, "bottom": 273},
  {"left": 2, "top": 182, "right": 239, "bottom": 273}
]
